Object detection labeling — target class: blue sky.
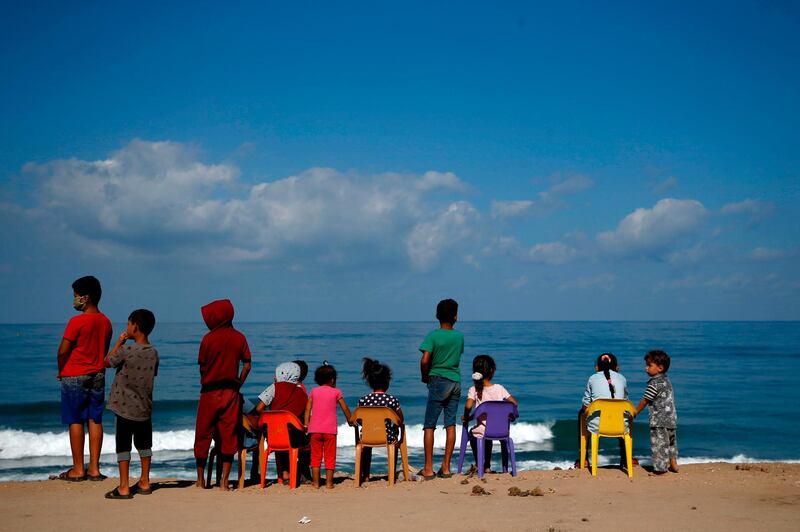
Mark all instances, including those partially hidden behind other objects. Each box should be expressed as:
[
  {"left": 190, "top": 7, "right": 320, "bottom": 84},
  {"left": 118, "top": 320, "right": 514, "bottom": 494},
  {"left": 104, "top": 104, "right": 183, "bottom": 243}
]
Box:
[{"left": 1, "top": 1, "right": 799, "bottom": 322}]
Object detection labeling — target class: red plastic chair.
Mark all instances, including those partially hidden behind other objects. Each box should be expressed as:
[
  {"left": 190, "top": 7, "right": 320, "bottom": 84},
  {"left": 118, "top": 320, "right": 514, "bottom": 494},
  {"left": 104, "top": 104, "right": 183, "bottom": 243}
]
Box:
[{"left": 258, "top": 410, "right": 308, "bottom": 489}]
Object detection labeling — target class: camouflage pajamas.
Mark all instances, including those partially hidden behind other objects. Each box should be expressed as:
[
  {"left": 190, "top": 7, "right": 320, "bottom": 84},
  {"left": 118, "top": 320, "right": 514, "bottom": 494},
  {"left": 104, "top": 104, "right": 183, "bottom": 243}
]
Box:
[{"left": 649, "top": 426, "right": 677, "bottom": 472}]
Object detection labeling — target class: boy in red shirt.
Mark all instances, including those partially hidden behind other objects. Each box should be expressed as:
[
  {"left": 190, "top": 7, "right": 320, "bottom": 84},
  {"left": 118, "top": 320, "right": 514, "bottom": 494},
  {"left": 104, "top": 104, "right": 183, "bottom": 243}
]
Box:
[
  {"left": 193, "top": 299, "right": 251, "bottom": 490},
  {"left": 55, "top": 275, "right": 113, "bottom": 481}
]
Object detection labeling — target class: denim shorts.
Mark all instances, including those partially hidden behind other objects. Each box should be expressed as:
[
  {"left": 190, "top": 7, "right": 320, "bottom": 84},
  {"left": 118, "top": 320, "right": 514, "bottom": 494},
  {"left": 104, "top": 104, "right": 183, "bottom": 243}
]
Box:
[
  {"left": 423, "top": 376, "right": 461, "bottom": 429},
  {"left": 60, "top": 372, "right": 105, "bottom": 425}
]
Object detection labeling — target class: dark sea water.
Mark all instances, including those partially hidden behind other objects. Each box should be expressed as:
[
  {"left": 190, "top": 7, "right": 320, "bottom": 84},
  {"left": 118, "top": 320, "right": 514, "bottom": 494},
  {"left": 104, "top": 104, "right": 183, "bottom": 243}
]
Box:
[{"left": 1, "top": 321, "right": 799, "bottom": 481}]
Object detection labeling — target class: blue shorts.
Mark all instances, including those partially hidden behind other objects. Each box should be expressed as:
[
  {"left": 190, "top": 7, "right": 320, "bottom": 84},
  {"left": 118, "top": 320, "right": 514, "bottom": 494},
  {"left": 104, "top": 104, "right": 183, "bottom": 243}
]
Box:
[
  {"left": 60, "top": 372, "right": 105, "bottom": 425},
  {"left": 423, "top": 376, "right": 461, "bottom": 429}
]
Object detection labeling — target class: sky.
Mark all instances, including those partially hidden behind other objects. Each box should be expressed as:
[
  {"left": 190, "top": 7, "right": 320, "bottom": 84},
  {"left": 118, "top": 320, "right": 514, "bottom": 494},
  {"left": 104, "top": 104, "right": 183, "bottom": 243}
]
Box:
[{"left": 1, "top": 1, "right": 799, "bottom": 323}]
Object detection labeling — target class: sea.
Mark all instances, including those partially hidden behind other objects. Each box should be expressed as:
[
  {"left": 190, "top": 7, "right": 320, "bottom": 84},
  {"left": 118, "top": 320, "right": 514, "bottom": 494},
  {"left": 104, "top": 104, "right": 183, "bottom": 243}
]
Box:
[{"left": 1, "top": 321, "right": 799, "bottom": 481}]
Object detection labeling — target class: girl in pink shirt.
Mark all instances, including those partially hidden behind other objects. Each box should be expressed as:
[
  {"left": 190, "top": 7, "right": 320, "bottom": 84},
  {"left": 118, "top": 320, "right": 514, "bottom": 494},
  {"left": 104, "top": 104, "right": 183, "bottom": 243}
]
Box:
[
  {"left": 461, "top": 355, "right": 518, "bottom": 474},
  {"left": 304, "top": 363, "right": 353, "bottom": 488}
]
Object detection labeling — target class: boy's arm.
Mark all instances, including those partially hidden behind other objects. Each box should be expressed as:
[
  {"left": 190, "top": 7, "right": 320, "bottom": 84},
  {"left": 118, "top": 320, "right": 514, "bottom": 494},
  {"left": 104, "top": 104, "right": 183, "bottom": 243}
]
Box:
[
  {"left": 105, "top": 331, "right": 130, "bottom": 368},
  {"left": 338, "top": 397, "right": 354, "bottom": 426},
  {"left": 634, "top": 398, "right": 649, "bottom": 417},
  {"left": 420, "top": 350, "right": 432, "bottom": 383},
  {"left": 634, "top": 381, "right": 658, "bottom": 417},
  {"left": 56, "top": 339, "right": 75, "bottom": 374},
  {"left": 238, "top": 360, "right": 251, "bottom": 386},
  {"left": 303, "top": 396, "right": 312, "bottom": 427}
]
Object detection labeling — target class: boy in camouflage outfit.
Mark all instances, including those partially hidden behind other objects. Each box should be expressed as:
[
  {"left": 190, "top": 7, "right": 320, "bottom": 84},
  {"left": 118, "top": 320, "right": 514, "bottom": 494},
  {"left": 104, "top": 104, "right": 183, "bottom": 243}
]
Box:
[{"left": 634, "top": 350, "right": 678, "bottom": 474}]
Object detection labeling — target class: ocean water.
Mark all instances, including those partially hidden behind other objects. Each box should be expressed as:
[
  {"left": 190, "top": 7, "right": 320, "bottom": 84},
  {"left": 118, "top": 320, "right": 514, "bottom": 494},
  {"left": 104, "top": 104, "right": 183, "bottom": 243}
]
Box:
[{"left": 1, "top": 321, "right": 799, "bottom": 481}]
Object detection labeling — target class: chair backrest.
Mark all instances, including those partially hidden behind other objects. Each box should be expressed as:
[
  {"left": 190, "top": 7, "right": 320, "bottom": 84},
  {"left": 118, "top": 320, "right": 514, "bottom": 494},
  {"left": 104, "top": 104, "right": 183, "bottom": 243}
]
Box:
[
  {"left": 584, "top": 399, "right": 634, "bottom": 436},
  {"left": 471, "top": 401, "right": 518, "bottom": 439},
  {"left": 258, "top": 410, "right": 305, "bottom": 449},
  {"left": 352, "top": 407, "right": 401, "bottom": 446}
]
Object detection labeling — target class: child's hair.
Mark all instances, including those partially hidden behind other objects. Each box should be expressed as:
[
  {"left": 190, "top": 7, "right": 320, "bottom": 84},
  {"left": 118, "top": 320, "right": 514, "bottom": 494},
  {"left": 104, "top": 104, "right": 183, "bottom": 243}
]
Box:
[
  {"left": 128, "top": 309, "right": 156, "bottom": 336},
  {"left": 362, "top": 357, "right": 392, "bottom": 391},
  {"left": 596, "top": 352, "right": 618, "bottom": 398},
  {"left": 314, "top": 363, "right": 337, "bottom": 386},
  {"left": 645, "top": 349, "right": 671, "bottom": 372},
  {"left": 436, "top": 298, "right": 458, "bottom": 324},
  {"left": 292, "top": 359, "right": 309, "bottom": 382},
  {"left": 72, "top": 276, "right": 102, "bottom": 305},
  {"left": 471, "top": 354, "right": 496, "bottom": 401}
]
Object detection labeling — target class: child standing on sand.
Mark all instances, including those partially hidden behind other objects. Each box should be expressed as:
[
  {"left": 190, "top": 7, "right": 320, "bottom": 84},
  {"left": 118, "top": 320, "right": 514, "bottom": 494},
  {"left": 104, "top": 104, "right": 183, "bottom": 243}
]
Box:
[
  {"left": 55, "top": 275, "right": 112, "bottom": 482},
  {"left": 193, "top": 299, "right": 252, "bottom": 490},
  {"left": 419, "top": 298, "right": 464, "bottom": 480},
  {"left": 304, "top": 363, "right": 353, "bottom": 488},
  {"left": 577, "top": 353, "right": 633, "bottom": 469},
  {"left": 461, "top": 355, "right": 517, "bottom": 473},
  {"left": 634, "top": 349, "right": 679, "bottom": 475},
  {"left": 357, "top": 357, "right": 404, "bottom": 483},
  {"left": 104, "top": 309, "right": 159, "bottom": 499}
]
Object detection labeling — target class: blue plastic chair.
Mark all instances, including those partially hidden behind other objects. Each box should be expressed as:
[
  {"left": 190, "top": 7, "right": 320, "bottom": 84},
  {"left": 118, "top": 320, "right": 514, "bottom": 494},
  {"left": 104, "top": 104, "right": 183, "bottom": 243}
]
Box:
[{"left": 457, "top": 401, "right": 519, "bottom": 478}]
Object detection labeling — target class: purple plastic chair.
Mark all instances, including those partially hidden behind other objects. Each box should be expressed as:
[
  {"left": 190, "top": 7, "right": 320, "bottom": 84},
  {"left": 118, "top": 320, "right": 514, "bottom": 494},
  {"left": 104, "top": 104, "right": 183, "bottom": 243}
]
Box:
[{"left": 457, "top": 400, "right": 519, "bottom": 478}]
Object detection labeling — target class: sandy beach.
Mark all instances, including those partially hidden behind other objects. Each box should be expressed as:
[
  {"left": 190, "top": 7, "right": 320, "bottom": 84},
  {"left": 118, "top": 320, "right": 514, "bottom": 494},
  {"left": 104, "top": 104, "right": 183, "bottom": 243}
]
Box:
[{"left": 1, "top": 463, "right": 798, "bottom": 531}]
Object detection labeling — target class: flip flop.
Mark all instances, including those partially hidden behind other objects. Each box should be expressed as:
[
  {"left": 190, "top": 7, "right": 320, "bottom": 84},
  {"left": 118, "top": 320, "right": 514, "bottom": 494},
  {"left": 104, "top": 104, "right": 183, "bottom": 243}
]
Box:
[
  {"left": 87, "top": 473, "right": 108, "bottom": 481},
  {"left": 133, "top": 483, "right": 153, "bottom": 495},
  {"left": 52, "top": 470, "right": 86, "bottom": 482},
  {"left": 416, "top": 469, "right": 436, "bottom": 481},
  {"left": 436, "top": 470, "right": 454, "bottom": 479},
  {"left": 105, "top": 487, "right": 133, "bottom": 500}
]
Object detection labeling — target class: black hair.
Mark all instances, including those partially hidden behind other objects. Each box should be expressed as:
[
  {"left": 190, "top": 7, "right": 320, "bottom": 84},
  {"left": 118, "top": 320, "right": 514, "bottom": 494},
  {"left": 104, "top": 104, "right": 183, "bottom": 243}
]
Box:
[
  {"left": 72, "top": 276, "right": 102, "bottom": 305},
  {"left": 292, "top": 360, "right": 309, "bottom": 382},
  {"left": 128, "top": 309, "right": 156, "bottom": 336},
  {"left": 314, "top": 363, "right": 337, "bottom": 386},
  {"left": 596, "top": 352, "right": 618, "bottom": 398},
  {"left": 362, "top": 357, "right": 392, "bottom": 391},
  {"left": 645, "top": 349, "right": 671, "bottom": 372},
  {"left": 436, "top": 298, "right": 458, "bottom": 324},
  {"left": 472, "top": 354, "right": 496, "bottom": 401}
]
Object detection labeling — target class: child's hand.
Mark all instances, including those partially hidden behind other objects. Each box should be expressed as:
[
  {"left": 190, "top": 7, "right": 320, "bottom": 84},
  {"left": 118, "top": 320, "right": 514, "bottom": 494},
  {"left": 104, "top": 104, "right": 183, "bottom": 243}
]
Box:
[{"left": 117, "top": 332, "right": 130, "bottom": 344}]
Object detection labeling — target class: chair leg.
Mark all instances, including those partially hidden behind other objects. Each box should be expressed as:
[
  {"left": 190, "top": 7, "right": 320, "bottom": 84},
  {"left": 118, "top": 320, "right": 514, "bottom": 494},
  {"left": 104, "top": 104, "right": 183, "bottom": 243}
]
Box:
[
  {"left": 457, "top": 425, "right": 468, "bottom": 474},
  {"left": 387, "top": 445, "right": 396, "bottom": 486},
  {"left": 580, "top": 433, "right": 587, "bottom": 469},
  {"left": 500, "top": 439, "right": 509, "bottom": 473},
  {"left": 476, "top": 438, "right": 485, "bottom": 478},
  {"left": 289, "top": 449, "right": 299, "bottom": 490},
  {"left": 260, "top": 448, "right": 269, "bottom": 489},
  {"left": 625, "top": 435, "right": 633, "bottom": 478},
  {"left": 400, "top": 439, "right": 410, "bottom": 481},
  {"left": 579, "top": 410, "right": 587, "bottom": 469},
  {"left": 354, "top": 444, "right": 362, "bottom": 488},
  {"left": 507, "top": 438, "right": 517, "bottom": 477},
  {"left": 238, "top": 448, "right": 246, "bottom": 489},
  {"left": 591, "top": 434, "right": 599, "bottom": 477}
]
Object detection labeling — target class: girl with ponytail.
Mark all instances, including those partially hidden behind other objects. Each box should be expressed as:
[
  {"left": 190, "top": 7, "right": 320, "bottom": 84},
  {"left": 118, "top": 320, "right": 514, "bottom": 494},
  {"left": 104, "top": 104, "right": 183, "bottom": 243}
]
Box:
[
  {"left": 577, "top": 353, "right": 634, "bottom": 469},
  {"left": 461, "top": 355, "right": 518, "bottom": 474}
]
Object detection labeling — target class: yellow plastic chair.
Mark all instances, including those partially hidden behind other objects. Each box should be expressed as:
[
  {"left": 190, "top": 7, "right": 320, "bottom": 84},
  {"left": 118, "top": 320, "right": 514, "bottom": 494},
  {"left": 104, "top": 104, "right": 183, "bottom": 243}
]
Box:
[
  {"left": 352, "top": 407, "right": 410, "bottom": 487},
  {"left": 580, "top": 399, "right": 634, "bottom": 478}
]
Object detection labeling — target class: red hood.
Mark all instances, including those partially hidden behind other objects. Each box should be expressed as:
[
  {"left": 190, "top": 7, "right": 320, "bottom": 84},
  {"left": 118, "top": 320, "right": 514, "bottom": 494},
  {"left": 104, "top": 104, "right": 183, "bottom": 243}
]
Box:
[{"left": 201, "top": 299, "right": 235, "bottom": 330}]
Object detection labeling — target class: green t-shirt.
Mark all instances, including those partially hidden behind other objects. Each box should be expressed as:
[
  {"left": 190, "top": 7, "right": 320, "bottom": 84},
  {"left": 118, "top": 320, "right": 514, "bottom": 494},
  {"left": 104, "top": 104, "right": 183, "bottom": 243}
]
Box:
[{"left": 419, "top": 328, "right": 464, "bottom": 382}]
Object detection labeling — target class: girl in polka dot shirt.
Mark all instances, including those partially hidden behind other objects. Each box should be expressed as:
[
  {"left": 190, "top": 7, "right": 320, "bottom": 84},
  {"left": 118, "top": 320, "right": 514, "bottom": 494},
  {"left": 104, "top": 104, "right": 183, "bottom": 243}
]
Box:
[{"left": 357, "top": 357, "right": 404, "bottom": 482}]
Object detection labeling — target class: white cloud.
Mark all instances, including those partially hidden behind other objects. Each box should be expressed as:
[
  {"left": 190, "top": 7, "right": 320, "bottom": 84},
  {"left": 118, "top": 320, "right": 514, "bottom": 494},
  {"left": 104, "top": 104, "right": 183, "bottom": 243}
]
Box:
[
  {"left": 527, "top": 241, "right": 577, "bottom": 265},
  {"left": 720, "top": 199, "right": 774, "bottom": 221},
  {"left": 492, "top": 173, "right": 594, "bottom": 219},
  {"left": 491, "top": 200, "right": 534, "bottom": 219},
  {"left": 25, "top": 140, "right": 478, "bottom": 271},
  {"left": 597, "top": 198, "right": 707, "bottom": 255},
  {"left": 749, "top": 247, "right": 786, "bottom": 261},
  {"left": 668, "top": 243, "right": 707, "bottom": 266}
]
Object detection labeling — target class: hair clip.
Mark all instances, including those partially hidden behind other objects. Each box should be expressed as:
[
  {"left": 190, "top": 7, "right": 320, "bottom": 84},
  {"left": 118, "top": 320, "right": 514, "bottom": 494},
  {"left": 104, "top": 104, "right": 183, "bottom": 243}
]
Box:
[
  {"left": 322, "top": 360, "right": 329, "bottom": 366},
  {"left": 472, "top": 372, "right": 483, "bottom": 380}
]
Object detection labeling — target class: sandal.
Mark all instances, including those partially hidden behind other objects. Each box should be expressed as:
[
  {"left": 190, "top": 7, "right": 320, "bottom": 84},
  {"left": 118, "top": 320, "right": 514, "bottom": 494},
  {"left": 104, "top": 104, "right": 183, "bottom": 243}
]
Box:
[
  {"left": 104, "top": 487, "right": 133, "bottom": 500},
  {"left": 133, "top": 483, "right": 153, "bottom": 495},
  {"left": 87, "top": 473, "right": 108, "bottom": 481},
  {"left": 416, "top": 469, "right": 436, "bottom": 481},
  {"left": 436, "top": 470, "right": 454, "bottom": 479},
  {"left": 52, "top": 469, "right": 86, "bottom": 482}
]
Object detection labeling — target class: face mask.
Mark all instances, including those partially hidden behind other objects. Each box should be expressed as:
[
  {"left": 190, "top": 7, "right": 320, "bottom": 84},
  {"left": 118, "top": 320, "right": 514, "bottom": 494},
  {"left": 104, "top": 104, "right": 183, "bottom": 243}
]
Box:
[{"left": 73, "top": 295, "right": 87, "bottom": 311}]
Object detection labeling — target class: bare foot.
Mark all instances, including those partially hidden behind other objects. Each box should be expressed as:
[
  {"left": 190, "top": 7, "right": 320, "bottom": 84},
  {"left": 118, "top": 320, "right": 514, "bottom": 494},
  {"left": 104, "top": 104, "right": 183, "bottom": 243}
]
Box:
[
  {"left": 669, "top": 466, "right": 679, "bottom": 473},
  {"left": 195, "top": 479, "right": 205, "bottom": 488},
  {"left": 326, "top": 483, "right": 334, "bottom": 489}
]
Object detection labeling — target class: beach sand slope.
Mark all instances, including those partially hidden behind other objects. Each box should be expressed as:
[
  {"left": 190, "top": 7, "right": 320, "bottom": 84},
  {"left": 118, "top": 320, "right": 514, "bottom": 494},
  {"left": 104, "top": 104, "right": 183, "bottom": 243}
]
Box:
[{"left": 1, "top": 463, "right": 798, "bottom": 531}]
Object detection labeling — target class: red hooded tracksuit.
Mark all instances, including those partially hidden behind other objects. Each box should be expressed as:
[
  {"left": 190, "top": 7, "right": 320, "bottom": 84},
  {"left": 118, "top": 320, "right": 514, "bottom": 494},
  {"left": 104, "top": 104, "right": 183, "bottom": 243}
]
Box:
[{"left": 193, "top": 299, "right": 251, "bottom": 465}]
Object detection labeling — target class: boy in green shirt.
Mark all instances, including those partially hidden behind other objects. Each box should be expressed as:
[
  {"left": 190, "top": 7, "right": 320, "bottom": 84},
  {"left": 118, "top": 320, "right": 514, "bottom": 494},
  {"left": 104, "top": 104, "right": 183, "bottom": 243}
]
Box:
[{"left": 418, "top": 298, "right": 464, "bottom": 479}]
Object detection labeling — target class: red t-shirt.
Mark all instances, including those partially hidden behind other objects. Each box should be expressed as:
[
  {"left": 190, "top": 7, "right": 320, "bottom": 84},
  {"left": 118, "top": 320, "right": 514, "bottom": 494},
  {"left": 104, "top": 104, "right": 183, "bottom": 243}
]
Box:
[
  {"left": 270, "top": 381, "right": 308, "bottom": 420},
  {"left": 61, "top": 313, "right": 113, "bottom": 377},
  {"left": 198, "top": 327, "right": 251, "bottom": 390}
]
